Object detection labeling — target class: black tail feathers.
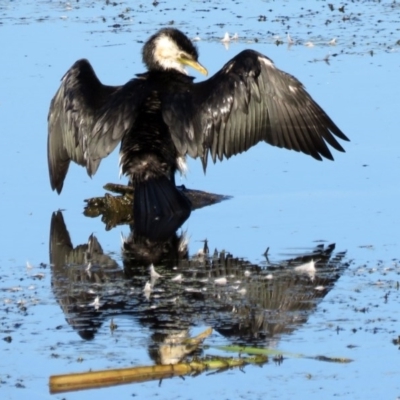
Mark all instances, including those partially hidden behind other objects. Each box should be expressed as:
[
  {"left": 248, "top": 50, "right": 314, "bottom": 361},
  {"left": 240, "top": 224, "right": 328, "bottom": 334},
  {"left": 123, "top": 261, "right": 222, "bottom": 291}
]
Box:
[{"left": 133, "top": 176, "right": 192, "bottom": 240}]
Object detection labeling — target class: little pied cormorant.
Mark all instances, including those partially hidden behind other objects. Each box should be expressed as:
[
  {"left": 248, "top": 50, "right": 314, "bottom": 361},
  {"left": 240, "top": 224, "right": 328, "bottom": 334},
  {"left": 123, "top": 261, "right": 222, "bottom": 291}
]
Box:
[{"left": 48, "top": 28, "right": 349, "bottom": 234}]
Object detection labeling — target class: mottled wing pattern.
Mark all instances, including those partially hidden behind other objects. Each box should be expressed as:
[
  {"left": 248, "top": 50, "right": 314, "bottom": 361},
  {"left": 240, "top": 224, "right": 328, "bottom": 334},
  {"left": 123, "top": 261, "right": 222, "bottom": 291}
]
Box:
[{"left": 165, "top": 50, "right": 349, "bottom": 169}]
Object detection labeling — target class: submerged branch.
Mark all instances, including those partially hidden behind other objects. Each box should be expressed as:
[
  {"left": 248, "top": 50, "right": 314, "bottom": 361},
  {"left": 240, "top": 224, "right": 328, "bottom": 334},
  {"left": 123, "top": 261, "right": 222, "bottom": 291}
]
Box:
[
  {"left": 49, "top": 354, "right": 267, "bottom": 394},
  {"left": 49, "top": 327, "right": 267, "bottom": 393}
]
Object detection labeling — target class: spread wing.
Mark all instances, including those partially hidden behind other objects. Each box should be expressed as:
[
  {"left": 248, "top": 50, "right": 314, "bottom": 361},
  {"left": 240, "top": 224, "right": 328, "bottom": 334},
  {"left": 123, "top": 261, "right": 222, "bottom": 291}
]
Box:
[
  {"left": 48, "top": 59, "right": 145, "bottom": 193},
  {"left": 163, "top": 50, "right": 349, "bottom": 169}
]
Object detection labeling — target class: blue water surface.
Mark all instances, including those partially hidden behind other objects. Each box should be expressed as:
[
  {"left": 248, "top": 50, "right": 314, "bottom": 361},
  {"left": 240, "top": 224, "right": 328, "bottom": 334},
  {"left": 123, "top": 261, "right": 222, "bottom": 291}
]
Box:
[{"left": 0, "top": 1, "right": 399, "bottom": 399}]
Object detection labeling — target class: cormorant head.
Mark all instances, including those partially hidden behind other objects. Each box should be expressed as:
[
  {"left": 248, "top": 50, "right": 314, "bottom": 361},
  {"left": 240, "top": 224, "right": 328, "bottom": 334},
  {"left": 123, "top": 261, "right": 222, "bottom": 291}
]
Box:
[{"left": 142, "top": 28, "right": 208, "bottom": 76}]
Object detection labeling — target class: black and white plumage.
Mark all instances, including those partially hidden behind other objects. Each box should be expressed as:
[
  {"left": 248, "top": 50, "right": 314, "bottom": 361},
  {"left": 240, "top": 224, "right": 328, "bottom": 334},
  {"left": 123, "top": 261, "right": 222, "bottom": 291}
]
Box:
[{"left": 48, "top": 28, "right": 349, "bottom": 235}]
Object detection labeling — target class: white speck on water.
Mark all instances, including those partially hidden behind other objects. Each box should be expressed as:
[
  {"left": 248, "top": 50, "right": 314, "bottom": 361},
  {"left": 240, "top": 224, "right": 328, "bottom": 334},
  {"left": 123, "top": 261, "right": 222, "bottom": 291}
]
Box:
[
  {"left": 171, "top": 274, "right": 182, "bottom": 282},
  {"left": 221, "top": 32, "right": 230, "bottom": 43},
  {"left": 215, "top": 277, "right": 227, "bottom": 285},
  {"left": 149, "top": 264, "right": 162, "bottom": 279}
]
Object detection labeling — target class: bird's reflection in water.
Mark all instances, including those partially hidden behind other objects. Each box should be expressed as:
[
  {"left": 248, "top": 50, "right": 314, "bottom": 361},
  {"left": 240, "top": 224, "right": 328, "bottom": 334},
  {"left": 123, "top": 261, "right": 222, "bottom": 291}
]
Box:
[{"left": 49, "top": 211, "right": 349, "bottom": 363}]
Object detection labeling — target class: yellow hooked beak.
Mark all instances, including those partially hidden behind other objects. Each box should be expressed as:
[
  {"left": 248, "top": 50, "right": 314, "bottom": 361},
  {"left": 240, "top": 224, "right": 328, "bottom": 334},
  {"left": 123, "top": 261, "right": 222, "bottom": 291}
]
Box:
[{"left": 179, "top": 56, "right": 208, "bottom": 76}]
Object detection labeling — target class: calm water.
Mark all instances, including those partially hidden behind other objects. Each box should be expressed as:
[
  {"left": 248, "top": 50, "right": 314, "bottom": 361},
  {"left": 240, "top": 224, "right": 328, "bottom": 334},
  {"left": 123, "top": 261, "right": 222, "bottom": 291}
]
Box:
[{"left": 1, "top": 1, "right": 399, "bottom": 399}]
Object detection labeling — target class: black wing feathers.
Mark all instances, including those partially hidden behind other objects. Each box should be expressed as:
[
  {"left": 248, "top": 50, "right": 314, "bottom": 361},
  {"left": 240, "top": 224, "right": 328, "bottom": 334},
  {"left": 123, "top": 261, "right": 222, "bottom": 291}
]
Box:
[
  {"left": 48, "top": 59, "right": 144, "bottom": 193},
  {"left": 91, "top": 77, "right": 147, "bottom": 161},
  {"left": 165, "top": 49, "right": 348, "bottom": 168},
  {"left": 49, "top": 48, "right": 348, "bottom": 197},
  {"left": 48, "top": 59, "right": 117, "bottom": 192}
]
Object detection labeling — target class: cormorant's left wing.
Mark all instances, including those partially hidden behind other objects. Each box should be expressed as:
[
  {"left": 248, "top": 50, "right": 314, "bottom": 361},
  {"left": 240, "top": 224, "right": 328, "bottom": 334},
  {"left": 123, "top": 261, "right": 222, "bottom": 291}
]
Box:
[
  {"left": 48, "top": 59, "right": 119, "bottom": 193},
  {"left": 163, "top": 50, "right": 349, "bottom": 169},
  {"left": 48, "top": 60, "right": 146, "bottom": 193}
]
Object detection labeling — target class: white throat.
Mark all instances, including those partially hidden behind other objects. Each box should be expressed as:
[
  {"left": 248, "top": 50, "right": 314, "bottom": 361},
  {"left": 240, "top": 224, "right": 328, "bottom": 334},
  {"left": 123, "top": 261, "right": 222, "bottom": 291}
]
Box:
[{"left": 153, "top": 34, "right": 187, "bottom": 74}]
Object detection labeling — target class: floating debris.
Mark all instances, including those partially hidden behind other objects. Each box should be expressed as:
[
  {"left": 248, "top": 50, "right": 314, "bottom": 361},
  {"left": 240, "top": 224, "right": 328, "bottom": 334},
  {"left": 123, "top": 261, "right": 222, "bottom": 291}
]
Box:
[
  {"left": 85, "top": 262, "right": 92, "bottom": 278},
  {"left": 237, "top": 287, "right": 247, "bottom": 295},
  {"left": 171, "top": 274, "right": 183, "bottom": 282},
  {"left": 109, "top": 318, "right": 117, "bottom": 332},
  {"left": 143, "top": 281, "right": 152, "bottom": 293},
  {"left": 149, "top": 264, "right": 162, "bottom": 279},
  {"left": 221, "top": 32, "right": 230, "bottom": 43},
  {"left": 88, "top": 296, "right": 101, "bottom": 310},
  {"left": 184, "top": 287, "right": 202, "bottom": 293},
  {"left": 294, "top": 260, "right": 316, "bottom": 281},
  {"left": 214, "top": 277, "right": 227, "bottom": 285},
  {"left": 294, "top": 260, "right": 316, "bottom": 274}
]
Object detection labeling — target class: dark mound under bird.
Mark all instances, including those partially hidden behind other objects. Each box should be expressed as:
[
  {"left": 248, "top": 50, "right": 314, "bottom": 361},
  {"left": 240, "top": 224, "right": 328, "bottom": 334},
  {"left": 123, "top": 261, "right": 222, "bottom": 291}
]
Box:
[{"left": 48, "top": 28, "right": 349, "bottom": 236}]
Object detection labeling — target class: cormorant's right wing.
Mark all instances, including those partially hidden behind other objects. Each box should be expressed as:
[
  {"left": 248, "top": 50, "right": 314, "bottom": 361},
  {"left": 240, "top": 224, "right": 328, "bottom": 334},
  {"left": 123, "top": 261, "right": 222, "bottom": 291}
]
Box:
[{"left": 164, "top": 50, "right": 349, "bottom": 170}]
